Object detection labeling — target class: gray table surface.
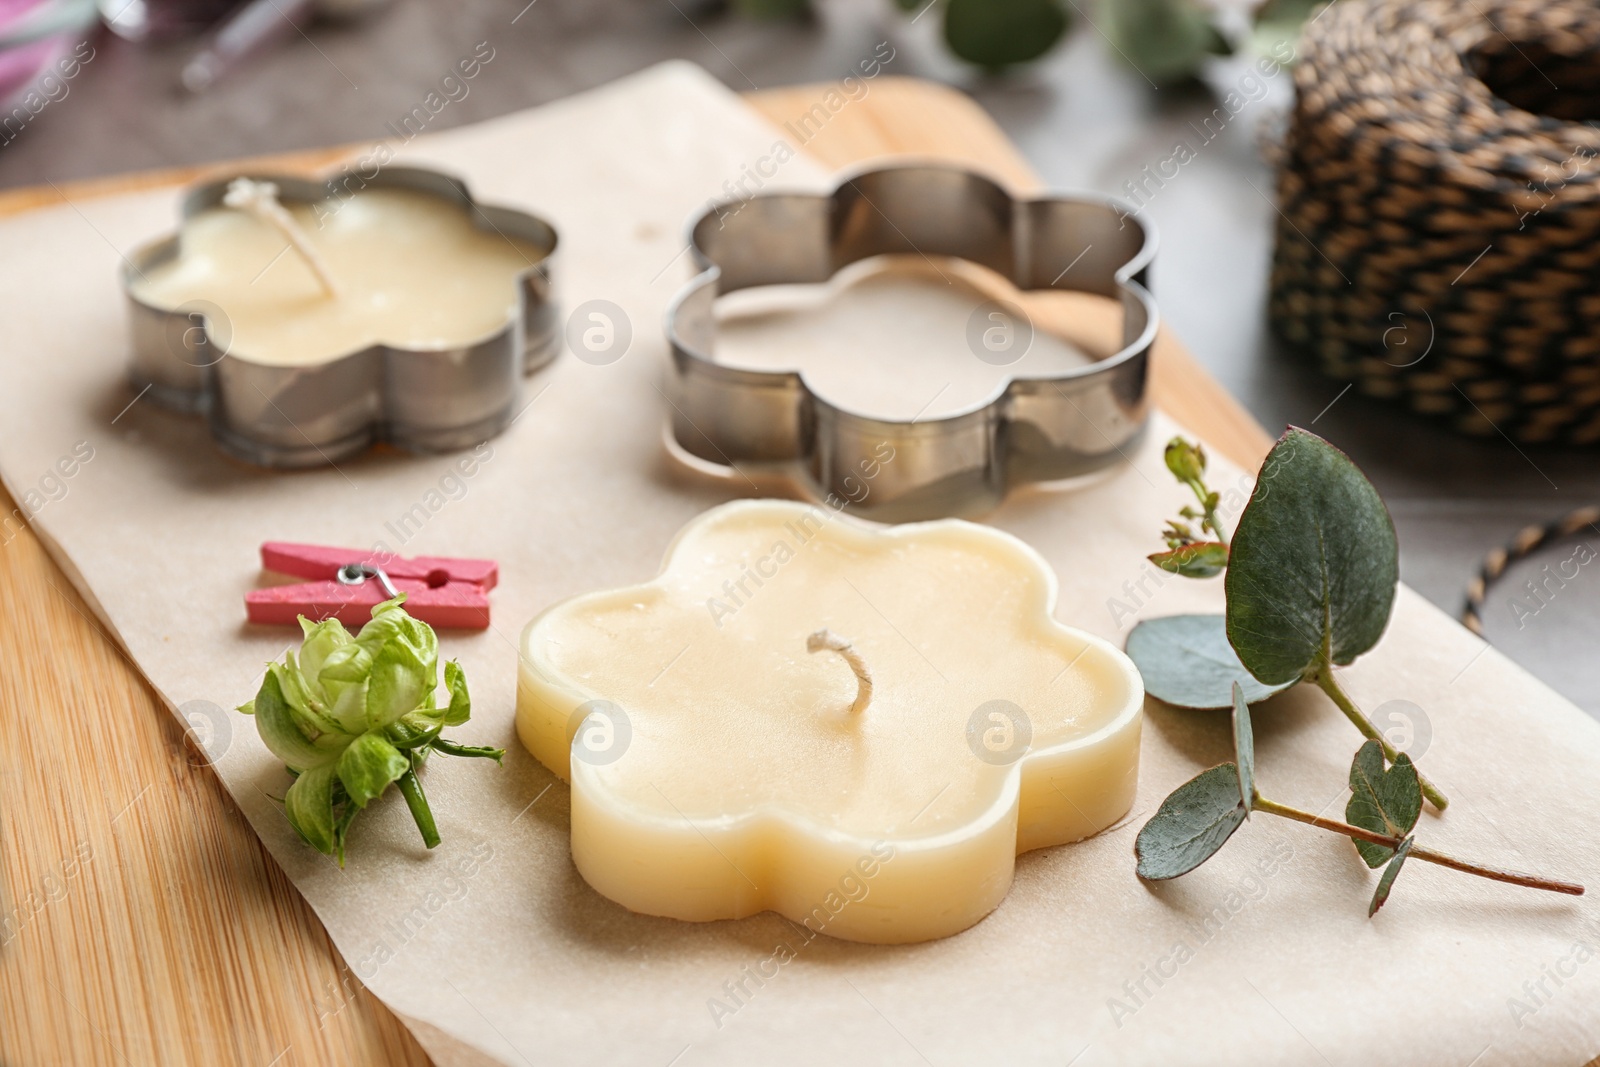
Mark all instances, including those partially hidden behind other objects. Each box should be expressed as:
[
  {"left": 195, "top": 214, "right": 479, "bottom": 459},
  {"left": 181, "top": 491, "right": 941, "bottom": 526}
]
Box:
[{"left": 7, "top": 0, "right": 1596, "bottom": 715}]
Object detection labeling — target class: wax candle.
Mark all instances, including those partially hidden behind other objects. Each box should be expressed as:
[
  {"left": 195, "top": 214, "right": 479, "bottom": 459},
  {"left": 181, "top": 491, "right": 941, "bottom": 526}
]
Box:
[
  {"left": 517, "top": 500, "right": 1143, "bottom": 944},
  {"left": 127, "top": 183, "right": 546, "bottom": 367}
]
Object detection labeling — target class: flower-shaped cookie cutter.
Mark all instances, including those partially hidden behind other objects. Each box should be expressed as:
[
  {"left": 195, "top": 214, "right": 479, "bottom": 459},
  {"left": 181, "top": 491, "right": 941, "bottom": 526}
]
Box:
[
  {"left": 665, "top": 163, "right": 1157, "bottom": 522},
  {"left": 123, "top": 166, "right": 558, "bottom": 468},
  {"left": 517, "top": 499, "right": 1145, "bottom": 944}
]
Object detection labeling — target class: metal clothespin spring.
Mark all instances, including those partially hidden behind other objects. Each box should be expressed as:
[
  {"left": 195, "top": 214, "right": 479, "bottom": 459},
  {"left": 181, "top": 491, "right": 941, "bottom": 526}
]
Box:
[{"left": 337, "top": 562, "right": 399, "bottom": 600}]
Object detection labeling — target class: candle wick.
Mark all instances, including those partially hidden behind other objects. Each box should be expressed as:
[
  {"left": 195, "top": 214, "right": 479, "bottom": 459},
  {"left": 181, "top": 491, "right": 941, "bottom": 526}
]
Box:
[
  {"left": 806, "top": 629, "right": 873, "bottom": 715},
  {"left": 223, "top": 178, "right": 340, "bottom": 298}
]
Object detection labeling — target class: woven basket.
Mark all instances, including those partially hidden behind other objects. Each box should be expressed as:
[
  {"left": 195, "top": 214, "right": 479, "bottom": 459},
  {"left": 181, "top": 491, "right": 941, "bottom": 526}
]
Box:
[{"left": 1270, "top": 0, "right": 1600, "bottom": 444}]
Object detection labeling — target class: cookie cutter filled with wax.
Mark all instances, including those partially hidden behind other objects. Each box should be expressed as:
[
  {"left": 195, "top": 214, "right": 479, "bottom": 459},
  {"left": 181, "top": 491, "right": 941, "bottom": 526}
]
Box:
[
  {"left": 121, "top": 166, "right": 558, "bottom": 468},
  {"left": 663, "top": 162, "right": 1157, "bottom": 522}
]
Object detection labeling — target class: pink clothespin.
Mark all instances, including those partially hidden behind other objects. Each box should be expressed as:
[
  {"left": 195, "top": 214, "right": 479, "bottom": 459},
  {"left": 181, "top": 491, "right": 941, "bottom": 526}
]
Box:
[{"left": 246, "top": 542, "right": 497, "bottom": 630}]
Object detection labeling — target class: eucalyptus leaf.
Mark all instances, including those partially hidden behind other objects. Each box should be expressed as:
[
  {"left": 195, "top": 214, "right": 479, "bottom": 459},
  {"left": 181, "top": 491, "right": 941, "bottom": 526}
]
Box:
[
  {"left": 1126, "top": 614, "right": 1294, "bottom": 709},
  {"left": 1135, "top": 764, "right": 1249, "bottom": 879},
  {"left": 1368, "top": 836, "right": 1415, "bottom": 917},
  {"left": 943, "top": 0, "right": 1068, "bottom": 70},
  {"left": 1149, "top": 541, "right": 1229, "bottom": 578},
  {"left": 1232, "top": 682, "right": 1255, "bottom": 808},
  {"left": 1345, "top": 740, "right": 1421, "bottom": 868},
  {"left": 1101, "top": 0, "right": 1225, "bottom": 85},
  {"left": 1225, "top": 427, "right": 1399, "bottom": 687}
]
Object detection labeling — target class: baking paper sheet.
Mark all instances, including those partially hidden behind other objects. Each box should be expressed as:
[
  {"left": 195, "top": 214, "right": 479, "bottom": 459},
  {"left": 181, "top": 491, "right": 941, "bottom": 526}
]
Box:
[{"left": 1, "top": 62, "right": 1599, "bottom": 1066}]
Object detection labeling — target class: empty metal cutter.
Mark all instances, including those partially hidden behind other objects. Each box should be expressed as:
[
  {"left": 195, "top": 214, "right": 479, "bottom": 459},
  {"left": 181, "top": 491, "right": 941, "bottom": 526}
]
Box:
[
  {"left": 123, "top": 166, "right": 558, "bottom": 468},
  {"left": 665, "top": 163, "right": 1157, "bottom": 522}
]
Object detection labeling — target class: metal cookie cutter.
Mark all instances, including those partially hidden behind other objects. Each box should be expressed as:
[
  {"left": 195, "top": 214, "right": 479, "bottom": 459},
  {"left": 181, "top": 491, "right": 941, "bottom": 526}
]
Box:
[
  {"left": 123, "top": 166, "right": 558, "bottom": 468},
  {"left": 665, "top": 163, "right": 1156, "bottom": 522}
]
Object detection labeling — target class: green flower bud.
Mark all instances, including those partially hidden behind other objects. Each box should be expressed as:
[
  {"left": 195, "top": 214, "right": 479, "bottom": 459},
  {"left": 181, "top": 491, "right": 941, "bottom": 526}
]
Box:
[
  {"left": 238, "top": 596, "right": 502, "bottom": 864},
  {"left": 1163, "top": 436, "right": 1207, "bottom": 484}
]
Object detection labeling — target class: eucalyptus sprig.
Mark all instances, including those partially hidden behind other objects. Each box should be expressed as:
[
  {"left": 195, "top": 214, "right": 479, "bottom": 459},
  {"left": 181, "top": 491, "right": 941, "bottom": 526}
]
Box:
[
  {"left": 1149, "top": 436, "right": 1229, "bottom": 578},
  {"left": 239, "top": 596, "right": 504, "bottom": 864},
  {"left": 1135, "top": 684, "right": 1583, "bottom": 914},
  {"left": 1127, "top": 427, "right": 1450, "bottom": 810}
]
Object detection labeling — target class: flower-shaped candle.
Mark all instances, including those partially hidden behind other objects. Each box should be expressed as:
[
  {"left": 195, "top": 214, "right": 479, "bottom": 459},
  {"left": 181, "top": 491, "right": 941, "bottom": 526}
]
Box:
[
  {"left": 123, "top": 167, "right": 557, "bottom": 467},
  {"left": 517, "top": 500, "right": 1143, "bottom": 944}
]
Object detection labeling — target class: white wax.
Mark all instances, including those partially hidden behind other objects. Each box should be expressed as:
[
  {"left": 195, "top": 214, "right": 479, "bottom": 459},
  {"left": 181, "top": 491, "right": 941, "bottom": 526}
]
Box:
[
  {"left": 517, "top": 500, "right": 1144, "bottom": 944},
  {"left": 713, "top": 257, "right": 1097, "bottom": 420},
  {"left": 129, "top": 187, "right": 544, "bottom": 367}
]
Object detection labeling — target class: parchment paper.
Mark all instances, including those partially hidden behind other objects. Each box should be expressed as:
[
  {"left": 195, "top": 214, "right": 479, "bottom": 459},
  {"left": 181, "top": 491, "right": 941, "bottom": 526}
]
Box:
[{"left": 2, "top": 63, "right": 1599, "bottom": 1067}]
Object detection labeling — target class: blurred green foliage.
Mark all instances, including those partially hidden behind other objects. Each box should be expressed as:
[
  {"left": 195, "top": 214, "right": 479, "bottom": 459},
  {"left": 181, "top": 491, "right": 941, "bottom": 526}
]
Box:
[
  {"left": 942, "top": 0, "right": 1070, "bottom": 71},
  {"left": 733, "top": 0, "right": 1320, "bottom": 83}
]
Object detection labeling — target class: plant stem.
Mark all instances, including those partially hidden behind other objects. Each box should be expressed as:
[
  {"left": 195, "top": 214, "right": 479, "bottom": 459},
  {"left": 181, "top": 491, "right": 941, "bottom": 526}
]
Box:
[
  {"left": 1201, "top": 487, "right": 1229, "bottom": 548},
  {"left": 432, "top": 738, "right": 506, "bottom": 762},
  {"left": 1184, "top": 475, "right": 1229, "bottom": 547},
  {"left": 396, "top": 768, "right": 441, "bottom": 849},
  {"left": 1209, "top": 512, "right": 1229, "bottom": 548},
  {"left": 1252, "top": 796, "right": 1582, "bottom": 896},
  {"left": 1312, "top": 670, "right": 1449, "bottom": 811}
]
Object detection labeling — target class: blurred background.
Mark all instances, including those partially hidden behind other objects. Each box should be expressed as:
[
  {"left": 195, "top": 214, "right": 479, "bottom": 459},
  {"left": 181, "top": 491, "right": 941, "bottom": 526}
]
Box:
[{"left": 4, "top": 0, "right": 1596, "bottom": 714}]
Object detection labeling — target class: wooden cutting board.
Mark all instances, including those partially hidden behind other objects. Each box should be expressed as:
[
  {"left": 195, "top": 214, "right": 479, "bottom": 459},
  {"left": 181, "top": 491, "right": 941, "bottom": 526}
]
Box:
[{"left": 0, "top": 77, "right": 1271, "bottom": 1066}]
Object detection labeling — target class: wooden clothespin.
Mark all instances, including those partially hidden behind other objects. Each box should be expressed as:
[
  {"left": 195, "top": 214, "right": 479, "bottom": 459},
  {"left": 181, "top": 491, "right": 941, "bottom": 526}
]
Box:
[{"left": 245, "top": 542, "right": 497, "bottom": 630}]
